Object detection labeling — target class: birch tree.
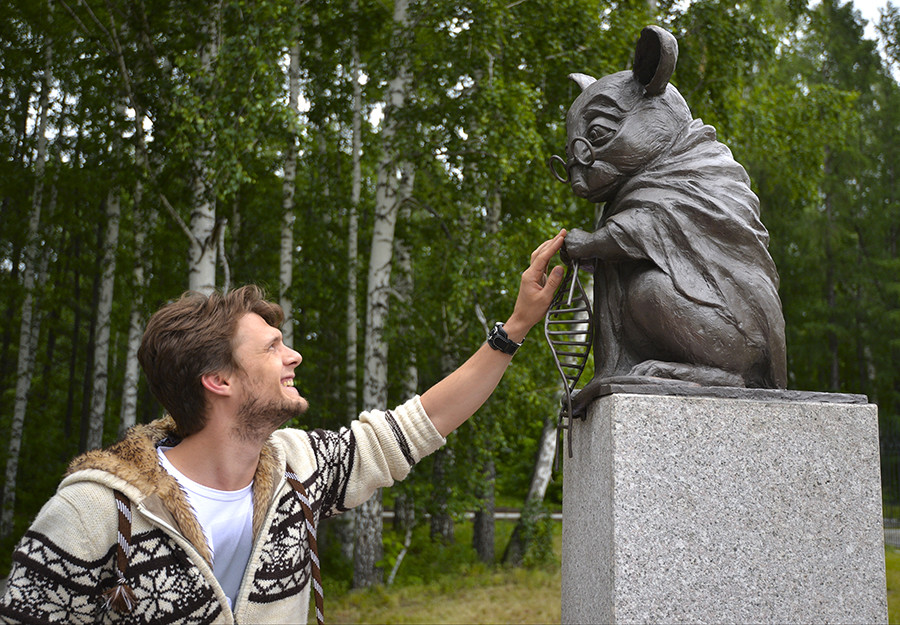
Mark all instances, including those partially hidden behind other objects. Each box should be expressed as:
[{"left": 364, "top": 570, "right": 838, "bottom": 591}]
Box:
[
  {"left": 118, "top": 182, "right": 154, "bottom": 436},
  {"left": 85, "top": 97, "right": 128, "bottom": 450},
  {"left": 355, "top": 0, "right": 415, "bottom": 589},
  {"left": 1, "top": 15, "right": 53, "bottom": 537},
  {"left": 100, "top": 6, "right": 154, "bottom": 436},
  {"left": 85, "top": 181, "right": 121, "bottom": 450},
  {"left": 280, "top": 12, "right": 301, "bottom": 349},
  {"left": 502, "top": 414, "right": 557, "bottom": 565},
  {"left": 187, "top": 9, "right": 220, "bottom": 295},
  {"left": 385, "top": 200, "right": 419, "bottom": 584},
  {"left": 346, "top": 1, "right": 362, "bottom": 423}
]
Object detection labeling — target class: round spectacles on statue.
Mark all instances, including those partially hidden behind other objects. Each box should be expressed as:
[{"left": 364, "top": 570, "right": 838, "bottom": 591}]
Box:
[{"left": 548, "top": 136, "right": 596, "bottom": 183}]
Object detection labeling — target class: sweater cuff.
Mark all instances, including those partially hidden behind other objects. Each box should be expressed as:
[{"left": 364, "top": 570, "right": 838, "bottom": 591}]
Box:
[{"left": 392, "top": 395, "right": 446, "bottom": 463}]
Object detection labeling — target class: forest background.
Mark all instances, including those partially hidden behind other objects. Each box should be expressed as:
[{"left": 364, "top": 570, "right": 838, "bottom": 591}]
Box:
[{"left": 2, "top": 0, "right": 900, "bottom": 590}]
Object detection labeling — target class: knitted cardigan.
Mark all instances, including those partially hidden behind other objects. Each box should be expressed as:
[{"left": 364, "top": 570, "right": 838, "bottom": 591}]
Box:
[{"left": 0, "top": 396, "right": 445, "bottom": 624}]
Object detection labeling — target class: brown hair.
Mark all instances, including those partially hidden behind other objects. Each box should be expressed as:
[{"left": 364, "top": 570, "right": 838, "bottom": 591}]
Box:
[{"left": 137, "top": 285, "right": 284, "bottom": 437}]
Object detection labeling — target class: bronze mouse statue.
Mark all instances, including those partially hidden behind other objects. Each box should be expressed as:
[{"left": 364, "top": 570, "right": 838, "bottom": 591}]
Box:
[{"left": 551, "top": 26, "right": 787, "bottom": 413}]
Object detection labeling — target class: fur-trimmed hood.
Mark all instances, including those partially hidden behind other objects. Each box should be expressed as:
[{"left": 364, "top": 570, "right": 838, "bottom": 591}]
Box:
[{"left": 62, "top": 416, "right": 284, "bottom": 567}]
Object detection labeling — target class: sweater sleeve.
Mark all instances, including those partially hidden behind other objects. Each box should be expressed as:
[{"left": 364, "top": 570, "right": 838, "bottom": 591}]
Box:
[
  {"left": 275, "top": 395, "right": 446, "bottom": 520},
  {"left": 0, "top": 483, "right": 118, "bottom": 624}
]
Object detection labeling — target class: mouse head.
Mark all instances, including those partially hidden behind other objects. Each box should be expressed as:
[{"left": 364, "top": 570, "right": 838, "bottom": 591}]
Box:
[{"left": 550, "top": 26, "right": 693, "bottom": 203}]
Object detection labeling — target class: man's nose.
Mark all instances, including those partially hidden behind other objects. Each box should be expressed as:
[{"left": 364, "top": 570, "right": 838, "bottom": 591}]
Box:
[{"left": 285, "top": 347, "right": 302, "bottom": 367}]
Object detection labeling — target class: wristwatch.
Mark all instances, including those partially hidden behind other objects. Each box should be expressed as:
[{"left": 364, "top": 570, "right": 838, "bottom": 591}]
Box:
[{"left": 486, "top": 322, "right": 523, "bottom": 355}]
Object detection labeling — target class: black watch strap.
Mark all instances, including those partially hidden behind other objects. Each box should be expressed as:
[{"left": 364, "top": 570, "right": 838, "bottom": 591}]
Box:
[{"left": 487, "top": 322, "right": 523, "bottom": 355}]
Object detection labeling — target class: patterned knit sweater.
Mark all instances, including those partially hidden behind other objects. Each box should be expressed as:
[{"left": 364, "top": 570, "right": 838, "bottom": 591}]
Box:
[{"left": 0, "top": 396, "right": 445, "bottom": 624}]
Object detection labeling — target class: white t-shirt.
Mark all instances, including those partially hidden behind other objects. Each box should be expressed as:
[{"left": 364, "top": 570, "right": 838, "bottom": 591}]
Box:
[{"left": 157, "top": 447, "right": 254, "bottom": 611}]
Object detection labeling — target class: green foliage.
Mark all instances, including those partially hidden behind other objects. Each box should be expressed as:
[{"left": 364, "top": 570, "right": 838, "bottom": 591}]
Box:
[
  {"left": 320, "top": 520, "right": 562, "bottom": 624},
  {"left": 888, "top": 545, "right": 900, "bottom": 623},
  {"left": 516, "top": 500, "right": 557, "bottom": 568},
  {"left": 1, "top": 0, "right": 899, "bottom": 589}
]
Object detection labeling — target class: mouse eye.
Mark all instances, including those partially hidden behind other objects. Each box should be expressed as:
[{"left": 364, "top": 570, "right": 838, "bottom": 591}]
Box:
[{"left": 587, "top": 124, "right": 615, "bottom": 145}]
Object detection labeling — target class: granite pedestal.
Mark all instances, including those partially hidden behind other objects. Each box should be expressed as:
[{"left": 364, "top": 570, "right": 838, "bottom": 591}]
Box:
[{"left": 561, "top": 386, "right": 887, "bottom": 624}]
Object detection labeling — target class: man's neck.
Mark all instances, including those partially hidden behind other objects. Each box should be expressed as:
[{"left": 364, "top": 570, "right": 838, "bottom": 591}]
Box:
[{"left": 163, "top": 428, "right": 263, "bottom": 491}]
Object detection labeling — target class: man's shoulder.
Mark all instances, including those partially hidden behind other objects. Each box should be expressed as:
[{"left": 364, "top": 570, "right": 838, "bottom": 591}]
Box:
[
  {"left": 45, "top": 477, "right": 121, "bottom": 521},
  {"left": 59, "top": 466, "right": 150, "bottom": 507},
  {"left": 270, "top": 426, "right": 314, "bottom": 462},
  {"left": 16, "top": 479, "right": 120, "bottom": 564}
]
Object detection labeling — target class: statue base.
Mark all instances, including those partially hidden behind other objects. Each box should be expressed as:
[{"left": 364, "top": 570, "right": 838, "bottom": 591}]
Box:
[{"left": 561, "top": 388, "right": 887, "bottom": 624}]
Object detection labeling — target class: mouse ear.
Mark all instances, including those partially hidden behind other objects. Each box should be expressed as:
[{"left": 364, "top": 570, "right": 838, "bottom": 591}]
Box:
[
  {"left": 632, "top": 26, "right": 678, "bottom": 96},
  {"left": 568, "top": 72, "right": 597, "bottom": 92}
]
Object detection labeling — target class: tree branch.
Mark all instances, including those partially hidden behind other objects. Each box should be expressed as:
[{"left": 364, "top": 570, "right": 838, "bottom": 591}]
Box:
[
  {"left": 100, "top": 0, "right": 194, "bottom": 243},
  {"left": 57, "top": 0, "right": 113, "bottom": 55},
  {"left": 77, "top": 0, "right": 113, "bottom": 41}
]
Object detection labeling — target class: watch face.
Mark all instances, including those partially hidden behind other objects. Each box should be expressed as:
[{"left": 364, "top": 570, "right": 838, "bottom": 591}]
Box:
[{"left": 488, "top": 326, "right": 518, "bottom": 354}]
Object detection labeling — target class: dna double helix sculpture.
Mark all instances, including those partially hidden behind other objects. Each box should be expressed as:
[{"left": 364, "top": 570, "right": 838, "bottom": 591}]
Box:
[{"left": 544, "top": 261, "right": 592, "bottom": 463}]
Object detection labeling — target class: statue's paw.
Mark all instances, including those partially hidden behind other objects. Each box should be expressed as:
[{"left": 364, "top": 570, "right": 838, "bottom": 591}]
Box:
[{"left": 561, "top": 228, "right": 598, "bottom": 267}]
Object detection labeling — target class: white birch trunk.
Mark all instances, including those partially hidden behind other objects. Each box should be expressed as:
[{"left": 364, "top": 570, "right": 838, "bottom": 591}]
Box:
[
  {"left": 280, "top": 28, "right": 301, "bottom": 348},
  {"left": 526, "top": 415, "right": 558, "bottom": 503},
  {"left": 386, "top": 214, "right": 418, "bottom": 583},
  {"left": 396, "top": 198, "right": 417, "bottom": 399},
  {"left": 1, "top": 25, "right": 53, "bottom": 537},
  {"left": 216, "top": 203, "right": 232, "bottom": 295},
  {"left": 217, "top": 217, "right": 230, "bottom": 293},
  {"left": 188, "top": 13, "right": 219, "bottom": 295},
  {"left": 86, "top": 184, "right": 122, "bottom": 450},
  {"left": 346, "top": 15, "right": 362, "bottom": 422},
  {"left": 333, "top": 10, "right": 364, "bottom": 565},
  {"left": 363, "top": 1, "right": 411, "bottom": 413},
  {"left": 118, "top": 178, "right": 155, "bottom": 436},
  {"left": 355, "top": 0, "right": 413, "bottom": 589},
  {"left": 188, "top": 170, "right": 216, "bottom": 295},
  {"left": 115, "top": 22, "right": 155, "bottom": 434},
  {"left": 502, "top": 414, "right": 557, "bottom": 565}
]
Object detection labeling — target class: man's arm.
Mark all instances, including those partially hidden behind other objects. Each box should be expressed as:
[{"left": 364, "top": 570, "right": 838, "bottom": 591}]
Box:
[
  {"left": 420, "top": 230, "right": 567, "bottom": 437},
  {"left": 0, "top": 485, "right": 117, "bottom": 624}
]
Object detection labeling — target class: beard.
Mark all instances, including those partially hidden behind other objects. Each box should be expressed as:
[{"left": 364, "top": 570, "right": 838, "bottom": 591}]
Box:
[{"left": 233, "top": 393, "right": 308, "bottom": 442}]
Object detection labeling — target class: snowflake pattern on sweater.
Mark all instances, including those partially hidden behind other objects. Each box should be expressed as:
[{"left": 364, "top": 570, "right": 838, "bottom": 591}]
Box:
[{"left": 0, "top": 397, "right": 443, "bottom": 625}]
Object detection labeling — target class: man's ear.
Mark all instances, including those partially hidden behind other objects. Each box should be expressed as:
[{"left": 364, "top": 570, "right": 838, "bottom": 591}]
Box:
[{"left": 201, "top": 371, "right": 233, "bottom": 397}]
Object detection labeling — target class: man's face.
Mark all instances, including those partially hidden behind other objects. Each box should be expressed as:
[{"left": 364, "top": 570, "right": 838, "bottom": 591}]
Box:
[{"left": 230, "top": 312, "right": 308, "bottom": 441}]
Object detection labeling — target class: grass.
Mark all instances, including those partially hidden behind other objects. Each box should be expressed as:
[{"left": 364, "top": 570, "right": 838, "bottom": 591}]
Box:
[
  {"left": 888, "top": 546, "right": 900, "bottom": 623},
  {"left": 324, "top": 566, "right": 561, "bottom": 624},
  {"left": 315, "top": 518, "right": 561, "bottom": 624}
]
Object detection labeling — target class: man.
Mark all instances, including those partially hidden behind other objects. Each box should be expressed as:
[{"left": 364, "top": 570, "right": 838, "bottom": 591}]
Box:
[{"left": 0, "top": 230, "right": 567, "bottom": 624}]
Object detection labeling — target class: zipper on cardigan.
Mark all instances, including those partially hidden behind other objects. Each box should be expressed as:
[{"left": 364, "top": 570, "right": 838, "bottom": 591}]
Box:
[
  {"left": 136, "top": 502, "right": 213, "bottom": 566},
  {"left": 231, "top": 474, "right": 289, "bottom": 619},
  {"left": 135, "top": 502, "right": 183, "bottom": 538},
  {"left": 137, "top": 502, "right": 236, "bottom": 622}
]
